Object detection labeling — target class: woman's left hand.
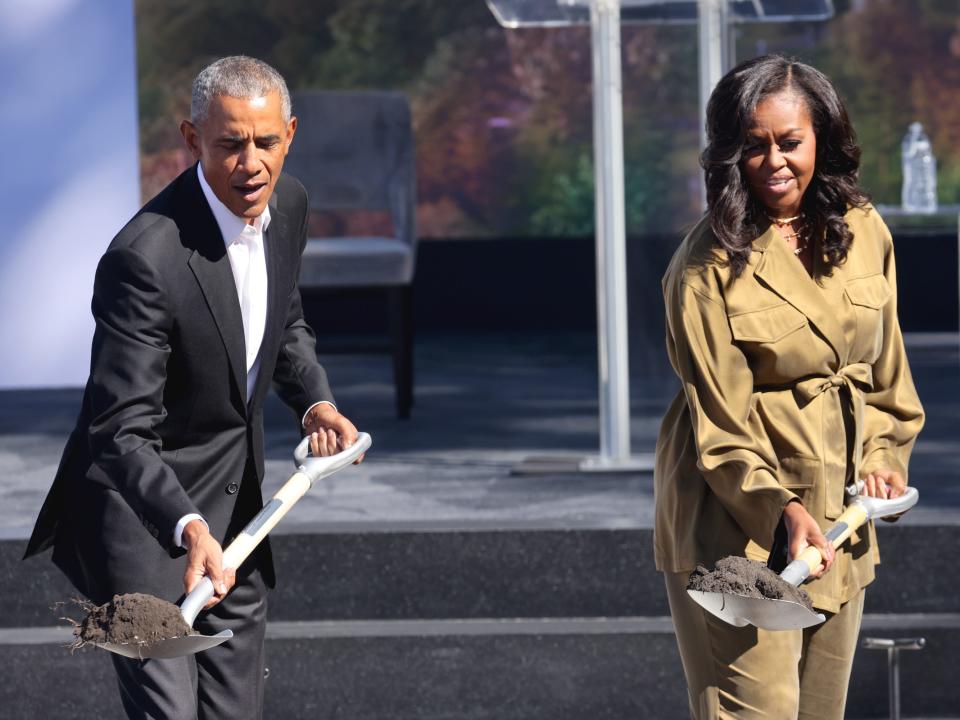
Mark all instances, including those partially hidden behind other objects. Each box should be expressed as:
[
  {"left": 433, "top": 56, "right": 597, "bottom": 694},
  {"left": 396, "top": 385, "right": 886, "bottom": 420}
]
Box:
[{"left": 861, "top": 469, "right": 906, "bottom": 499}]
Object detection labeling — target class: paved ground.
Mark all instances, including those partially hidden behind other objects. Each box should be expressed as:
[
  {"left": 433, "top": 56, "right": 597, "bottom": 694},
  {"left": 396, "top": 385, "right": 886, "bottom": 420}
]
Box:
[{"left": 1, "top": 331, "right": 958, "bottom": 539}]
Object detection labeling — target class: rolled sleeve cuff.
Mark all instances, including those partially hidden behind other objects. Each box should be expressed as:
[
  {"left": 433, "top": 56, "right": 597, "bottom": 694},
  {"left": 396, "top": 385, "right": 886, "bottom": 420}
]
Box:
[{"left": 174, "top": 513, "right": 207, "bottom": 548}]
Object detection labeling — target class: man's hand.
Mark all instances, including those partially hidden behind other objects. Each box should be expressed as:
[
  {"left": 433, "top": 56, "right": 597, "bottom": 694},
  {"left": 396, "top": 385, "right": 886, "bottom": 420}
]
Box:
[
  {"left": 303, "top": 403, "right": 363, "bottom": 463},
  {"left": 182, "top": 519, "right": 235, "bottom": 609},
  {"left": 782, "top": 500, "right": 835, "bottom": 579}
]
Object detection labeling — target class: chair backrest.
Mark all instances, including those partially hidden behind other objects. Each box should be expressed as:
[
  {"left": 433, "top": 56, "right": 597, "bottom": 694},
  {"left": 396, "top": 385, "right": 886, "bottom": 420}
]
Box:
[{"left": 284, "top": 90, "right": 416, "bottom": 246}]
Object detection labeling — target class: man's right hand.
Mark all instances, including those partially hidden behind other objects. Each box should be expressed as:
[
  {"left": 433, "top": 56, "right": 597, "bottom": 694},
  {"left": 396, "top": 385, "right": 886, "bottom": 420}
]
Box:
[{"left": 181, "top": 519, "right": 235, "bottom": 608}]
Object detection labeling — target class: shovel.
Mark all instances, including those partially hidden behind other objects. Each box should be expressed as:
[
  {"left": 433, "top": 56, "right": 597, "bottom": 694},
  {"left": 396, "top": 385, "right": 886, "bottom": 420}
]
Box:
[
  {"left": 687, "top": 486, "right": 918, "bottom": 631},
  {"left": 96, "top": 431, "right": 371, "bottom": 659}
]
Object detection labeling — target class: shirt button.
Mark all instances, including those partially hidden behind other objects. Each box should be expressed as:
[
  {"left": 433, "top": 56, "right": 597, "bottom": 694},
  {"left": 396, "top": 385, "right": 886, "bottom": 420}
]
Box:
[{"left": 226, "top": 482, "right": 239, "bottom": 495}]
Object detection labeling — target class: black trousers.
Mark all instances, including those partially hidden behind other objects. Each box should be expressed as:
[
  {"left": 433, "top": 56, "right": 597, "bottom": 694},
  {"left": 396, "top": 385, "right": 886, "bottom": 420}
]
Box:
[{"left": 110, "top": 567, "right": 268, "bottom": 720}]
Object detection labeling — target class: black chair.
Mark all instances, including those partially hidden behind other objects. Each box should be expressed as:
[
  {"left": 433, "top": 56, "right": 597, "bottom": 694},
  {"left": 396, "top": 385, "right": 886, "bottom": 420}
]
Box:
[{"left": 284, "top": 90, "right": 416, "bottom": 418}]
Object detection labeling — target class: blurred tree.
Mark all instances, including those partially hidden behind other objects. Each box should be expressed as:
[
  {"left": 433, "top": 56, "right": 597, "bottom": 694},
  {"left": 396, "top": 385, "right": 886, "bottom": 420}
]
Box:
[
  {"left": 306, "top": 0, "right": 494, "bottom": 89},
  {"left": 133, "top": 0, "right": 958, "bottom": 235}
]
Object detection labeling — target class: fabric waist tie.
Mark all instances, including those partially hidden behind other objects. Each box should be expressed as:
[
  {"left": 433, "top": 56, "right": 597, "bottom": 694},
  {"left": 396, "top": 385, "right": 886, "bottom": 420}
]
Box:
[{"left": 795, "top": 362, "right": 874, "bottom": 518}]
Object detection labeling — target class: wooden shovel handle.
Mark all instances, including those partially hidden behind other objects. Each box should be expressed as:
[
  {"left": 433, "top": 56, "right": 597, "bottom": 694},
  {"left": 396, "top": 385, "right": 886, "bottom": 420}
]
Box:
[{"left": 782, "top": 502, "right": 869, "bottom": 586}]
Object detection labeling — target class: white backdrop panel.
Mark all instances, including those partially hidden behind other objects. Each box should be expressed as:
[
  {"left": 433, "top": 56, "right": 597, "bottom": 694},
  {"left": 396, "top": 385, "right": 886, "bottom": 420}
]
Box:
[{"left": 0, "top": 0, "right": 140, "bottom": 388}]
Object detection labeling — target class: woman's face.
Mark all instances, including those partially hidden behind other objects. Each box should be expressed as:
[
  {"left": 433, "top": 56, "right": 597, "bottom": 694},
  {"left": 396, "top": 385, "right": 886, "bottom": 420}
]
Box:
[{"left": 741, "top": 91, "right": 817, "bottom": 219}]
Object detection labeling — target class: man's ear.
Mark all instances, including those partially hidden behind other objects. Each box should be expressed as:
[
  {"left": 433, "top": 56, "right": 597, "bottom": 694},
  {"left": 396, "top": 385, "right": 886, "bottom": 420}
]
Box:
[
  {"left": 180, "top": 120, "right": 202, "bottom": 161},
  {"left": 284, "top": 116, "right": 297, "bottom": 154}
]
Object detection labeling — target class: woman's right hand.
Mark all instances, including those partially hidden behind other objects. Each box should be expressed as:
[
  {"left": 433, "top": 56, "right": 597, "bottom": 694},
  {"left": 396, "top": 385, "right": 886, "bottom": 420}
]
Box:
[{"left": 782, "top": 500, "right": 835, "bottom": 579}]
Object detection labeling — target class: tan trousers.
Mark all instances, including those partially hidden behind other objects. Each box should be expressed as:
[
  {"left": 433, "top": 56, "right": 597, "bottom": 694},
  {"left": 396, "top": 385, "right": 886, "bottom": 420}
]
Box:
[{"left": 664, "top": 571, "right": 865, "bottom": 720}]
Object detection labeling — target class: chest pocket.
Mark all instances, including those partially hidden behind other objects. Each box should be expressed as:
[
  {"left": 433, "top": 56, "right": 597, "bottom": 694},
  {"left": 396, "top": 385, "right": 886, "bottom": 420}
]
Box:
[
  {"left": 728, "top": 302, "right": 807, "bottom": 343},
  {"left": 844, "top": 274, "right": 892, "bottom": 362},
  {"left": 844, "top": 274, "right": 892, "bottom": 310}
]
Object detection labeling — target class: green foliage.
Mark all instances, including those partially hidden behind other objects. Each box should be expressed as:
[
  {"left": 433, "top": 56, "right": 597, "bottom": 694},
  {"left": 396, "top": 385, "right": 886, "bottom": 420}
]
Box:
[
  {"left": 529, "top": 142, "right": 669, "bottom": 237},
  {"left": 530, "top": 152, "right": 596, "bottom": 237}
]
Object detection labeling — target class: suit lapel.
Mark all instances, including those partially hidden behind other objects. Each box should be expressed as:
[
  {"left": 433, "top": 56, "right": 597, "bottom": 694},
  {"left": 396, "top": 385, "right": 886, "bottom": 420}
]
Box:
[
  {"left": 752, "top": 225, "right": 849, "bottom": 363},
  {"left": 181, "top": 168, "right": 249, "bottom": 406}
]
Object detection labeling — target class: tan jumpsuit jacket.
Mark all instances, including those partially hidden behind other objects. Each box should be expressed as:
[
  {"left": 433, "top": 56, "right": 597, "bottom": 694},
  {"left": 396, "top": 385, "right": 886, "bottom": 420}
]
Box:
[{"left": 655, "top": 205, "right": 924, "bottom": 612}]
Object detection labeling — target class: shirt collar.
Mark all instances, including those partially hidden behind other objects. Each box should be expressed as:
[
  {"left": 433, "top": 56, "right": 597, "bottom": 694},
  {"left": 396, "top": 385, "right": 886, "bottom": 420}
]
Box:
[{"left": 197, "top": 164, "right": 271, "bottom": 246}]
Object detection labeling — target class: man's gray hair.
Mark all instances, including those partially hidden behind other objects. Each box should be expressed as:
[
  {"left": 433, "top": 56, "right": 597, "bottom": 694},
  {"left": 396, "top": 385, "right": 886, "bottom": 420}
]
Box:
[{"left": 191, "top": 55, "right": 292, "bottom": 125}]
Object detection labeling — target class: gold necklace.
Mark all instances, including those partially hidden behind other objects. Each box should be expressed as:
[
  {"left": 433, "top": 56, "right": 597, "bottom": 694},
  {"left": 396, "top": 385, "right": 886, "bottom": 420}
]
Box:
[
  {"left": 772, "top": 218, "right": 807, "bottom": 255},
  {"left": 767, "top": 213, "right": 802, "bottom": 225}
]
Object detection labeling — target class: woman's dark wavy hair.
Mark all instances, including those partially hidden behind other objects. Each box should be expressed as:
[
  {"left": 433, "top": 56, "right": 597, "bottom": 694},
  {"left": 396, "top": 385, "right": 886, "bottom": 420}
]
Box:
[{"left": 701, "top": 55, "right": 869, "bottom": 277}]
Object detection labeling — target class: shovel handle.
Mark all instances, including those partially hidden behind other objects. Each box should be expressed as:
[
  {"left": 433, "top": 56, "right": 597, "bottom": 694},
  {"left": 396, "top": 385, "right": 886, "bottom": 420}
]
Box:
[
  {"left": 179, "top": 433, "right": 371, "bottom": 624},
  {"left": 221, "top": 432, "right": 371, "bottom": 571},
  {"left": 293, "top": 432, "right": 371, "bottom": 483},
  {"left": 780, "top": 487, "right": 920, "bottom": 586},
  {"left": 781, "top": 502, "right": 869, "bottom": 586}
]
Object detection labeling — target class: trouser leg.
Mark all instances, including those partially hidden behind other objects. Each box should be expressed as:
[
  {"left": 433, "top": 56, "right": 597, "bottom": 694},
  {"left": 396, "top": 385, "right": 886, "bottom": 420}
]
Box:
[
  {"left": 111, "top": 650, "right": 199, "bottom": 720},
  {"left": 797, "top": 589, "right": 865, "bottom": 720},
  {"left": 110, "top": 567, "right": 267, "bottom": 720},
  {"left": 664, "top": 571, "right": 803, "bottom": 720},
  {"left": 195, "top": 566, "right": 268, "bottom": 720}
]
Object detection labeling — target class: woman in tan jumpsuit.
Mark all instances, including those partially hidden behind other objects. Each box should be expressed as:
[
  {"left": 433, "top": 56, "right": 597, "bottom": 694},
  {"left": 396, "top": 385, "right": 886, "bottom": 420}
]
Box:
[{"left": 655, "top": 55, "right": 924, "bottom": 719}]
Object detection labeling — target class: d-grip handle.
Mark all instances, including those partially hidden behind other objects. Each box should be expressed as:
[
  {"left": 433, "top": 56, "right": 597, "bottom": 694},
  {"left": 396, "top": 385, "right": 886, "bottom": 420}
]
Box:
[
  {"left": 178, "top": 432, "right": 372, "bottom": 625},
  {"left": 294, "top": 432, "right": 371, "bottom": 482},
  {"left": 779, "top": 487, "right": 919, "bottom": 587}
]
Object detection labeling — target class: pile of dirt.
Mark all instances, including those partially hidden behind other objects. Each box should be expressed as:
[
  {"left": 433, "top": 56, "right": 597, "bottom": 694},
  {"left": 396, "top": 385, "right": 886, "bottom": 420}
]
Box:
[
  {"left": 70, "top": 593, "right": 195, "bottom": 649},
  {"left": 687, "top": 556, "right": 814, "bottom": 611}
]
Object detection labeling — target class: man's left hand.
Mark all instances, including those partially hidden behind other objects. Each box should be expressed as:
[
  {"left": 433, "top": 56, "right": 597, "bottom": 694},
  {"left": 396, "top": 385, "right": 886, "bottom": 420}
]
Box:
[{"left": 303, "top": 403, "right": 363, "bottom": 463}]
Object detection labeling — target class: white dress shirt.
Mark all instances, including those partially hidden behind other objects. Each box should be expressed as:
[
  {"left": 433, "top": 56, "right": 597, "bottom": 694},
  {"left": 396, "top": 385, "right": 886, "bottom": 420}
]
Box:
[
  {"left": 175, "top": 165, "right": 332, "bottom": 549},
  {"left": 198, "top": 164, "right": 269, "bottom": 401}
]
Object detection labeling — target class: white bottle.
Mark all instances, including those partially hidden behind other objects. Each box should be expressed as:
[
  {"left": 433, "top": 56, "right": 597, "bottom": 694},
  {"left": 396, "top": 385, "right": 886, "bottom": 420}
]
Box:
[{"left": 901, "top": 122, "right": 937, "bottom": 213}]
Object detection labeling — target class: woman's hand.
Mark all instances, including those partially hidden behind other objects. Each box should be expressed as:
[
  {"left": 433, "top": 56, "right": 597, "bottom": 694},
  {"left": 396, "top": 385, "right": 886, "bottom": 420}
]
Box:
[
  {"left": 862, "top": 468, "right": 907, "bottom": 522},
  {"left": 782, "top": 500, "right": 835, "bottom": 579},
  {"left": 861, "top": 469, "right": 906, "bottom": 500}
]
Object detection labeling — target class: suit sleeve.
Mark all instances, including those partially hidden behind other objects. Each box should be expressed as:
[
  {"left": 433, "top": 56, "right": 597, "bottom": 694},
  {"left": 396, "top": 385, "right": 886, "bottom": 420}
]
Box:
[
  {"left": 86, "top": 246, "right": 199, "bottom": 549},
  {"left": 272, "top": 196, "right": 336, "bottom": 417},
  {"left": 666, "top": 275, "right": 796, "bottom": 546},
  {"left": 859, "top": 219, "right": 925, "bottom": 479}
]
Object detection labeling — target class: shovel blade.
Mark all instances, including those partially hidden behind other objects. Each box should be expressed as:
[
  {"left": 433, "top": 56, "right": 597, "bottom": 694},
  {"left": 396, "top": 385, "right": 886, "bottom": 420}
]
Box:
[
  {"left": 97, "top": 629, "right": 233, "bottom": 660},
  {"left": 687, "top": 589, "right": 826, "bottom": 631}
]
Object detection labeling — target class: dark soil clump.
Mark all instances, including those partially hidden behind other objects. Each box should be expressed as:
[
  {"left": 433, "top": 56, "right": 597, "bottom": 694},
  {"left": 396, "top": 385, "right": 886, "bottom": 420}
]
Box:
[
  {"left": 687, "top": 556, "right": 814, "bottom": 611},
  {"left": 69, "top": 593, "right": 195, "bottom": 649}
]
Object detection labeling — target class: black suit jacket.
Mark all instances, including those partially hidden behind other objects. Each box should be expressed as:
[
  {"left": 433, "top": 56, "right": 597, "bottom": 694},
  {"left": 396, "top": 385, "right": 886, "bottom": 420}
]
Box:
[{"left": 24, "top": 165, "right": 333, "bottom": 604}]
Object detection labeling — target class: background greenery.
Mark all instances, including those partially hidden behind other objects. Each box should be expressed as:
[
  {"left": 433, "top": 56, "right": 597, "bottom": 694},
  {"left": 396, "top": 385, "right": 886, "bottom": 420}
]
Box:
[{"left": 135, "top": 0, "right": 960, "bottom": 238}]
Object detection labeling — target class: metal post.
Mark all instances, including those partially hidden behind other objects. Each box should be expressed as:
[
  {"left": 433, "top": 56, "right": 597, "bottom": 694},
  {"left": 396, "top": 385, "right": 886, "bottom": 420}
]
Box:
[
  {"left": 580, "top": 0, "right": 637, "bottom": 471},
  {"left": 888, "top": 646, "right": 901, "bottom": 720},
  {"left": 861, "top": 636, "right": 924, "bottom": 720},
  {"left": 697, "top": 0, "right": 729, "bottom": 209}
]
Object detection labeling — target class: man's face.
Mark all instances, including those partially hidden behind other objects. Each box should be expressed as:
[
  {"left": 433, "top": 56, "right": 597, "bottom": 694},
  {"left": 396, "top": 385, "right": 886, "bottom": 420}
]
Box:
[{"left": 181, "top": 90, "right": 296, "bottom": 222}]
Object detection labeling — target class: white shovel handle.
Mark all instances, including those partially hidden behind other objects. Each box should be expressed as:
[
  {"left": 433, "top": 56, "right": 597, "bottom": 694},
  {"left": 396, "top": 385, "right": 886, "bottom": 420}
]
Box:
[
  {"left": 179, "top": 432, "right": 371, "bottom": 624},
  {"left": 780, "top": 487, "right": 919, "bottom": 587}
]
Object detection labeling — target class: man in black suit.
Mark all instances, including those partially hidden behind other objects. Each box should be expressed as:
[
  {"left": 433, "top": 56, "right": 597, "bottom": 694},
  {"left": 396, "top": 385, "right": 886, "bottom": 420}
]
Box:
[{"left": 24, "top": 56, "right": 358, "bottom": 718}]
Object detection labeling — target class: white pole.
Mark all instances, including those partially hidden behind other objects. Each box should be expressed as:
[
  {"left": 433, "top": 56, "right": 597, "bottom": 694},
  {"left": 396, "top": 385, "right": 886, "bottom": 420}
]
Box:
[
  {"left": 698, "top": 0, "right": 728, "bottom": 209},
  {"left": 583, "top": 0, "right": 633, "bottom": 470}
]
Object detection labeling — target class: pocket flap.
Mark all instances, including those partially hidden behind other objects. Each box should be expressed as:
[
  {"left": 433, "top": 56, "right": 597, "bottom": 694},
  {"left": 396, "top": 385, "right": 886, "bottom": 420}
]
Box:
[
  {"left": 778, "top": 455, "right": 820, "bottom": 489},
  {"left": 729, "top": 303, "right": 807, "bottom": 343},
  {"left": 844, "top": 274, "right": 892, "bottom": 309}
]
